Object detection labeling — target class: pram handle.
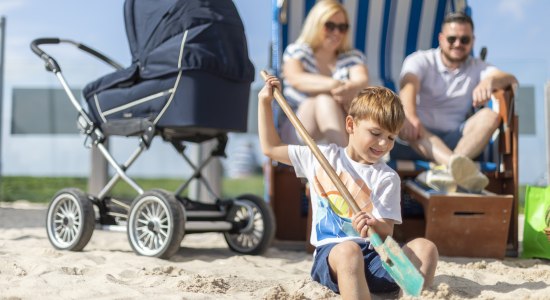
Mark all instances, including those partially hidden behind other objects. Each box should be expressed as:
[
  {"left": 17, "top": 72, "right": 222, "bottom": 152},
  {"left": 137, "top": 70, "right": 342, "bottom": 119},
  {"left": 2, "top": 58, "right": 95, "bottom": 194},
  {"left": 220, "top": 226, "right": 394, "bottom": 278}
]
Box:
[
  {"left": 30, "top": 38, "right": 124, "bottom": 73},
  {"left": 30, "top": 38, "right": 62, "bottom": 73}
]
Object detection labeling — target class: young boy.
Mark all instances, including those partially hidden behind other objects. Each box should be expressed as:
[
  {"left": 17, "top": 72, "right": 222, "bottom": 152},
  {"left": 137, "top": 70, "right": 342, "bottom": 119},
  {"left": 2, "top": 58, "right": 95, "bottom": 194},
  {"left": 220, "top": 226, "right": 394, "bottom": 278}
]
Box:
[{"left": 258, "top": 75, "right": 438, "bottom": 299}]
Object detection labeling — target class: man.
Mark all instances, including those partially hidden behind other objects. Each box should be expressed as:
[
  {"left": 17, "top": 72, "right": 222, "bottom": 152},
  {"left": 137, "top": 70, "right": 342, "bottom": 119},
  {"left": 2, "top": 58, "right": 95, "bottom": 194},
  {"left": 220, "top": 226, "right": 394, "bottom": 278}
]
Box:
[{"left": 390, "top": 12, "right": 518, "bottom": 193}]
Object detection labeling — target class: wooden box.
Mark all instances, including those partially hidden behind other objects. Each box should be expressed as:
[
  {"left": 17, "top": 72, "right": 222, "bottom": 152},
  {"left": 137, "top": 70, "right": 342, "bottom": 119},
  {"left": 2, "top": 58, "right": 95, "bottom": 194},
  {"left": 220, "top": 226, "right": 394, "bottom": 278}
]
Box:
[
  {"left": 405, "top": 180, "right": 513, "bottom": 259},
  {"left": 265, "top": 162, "right": 309, "bottom": 241}
]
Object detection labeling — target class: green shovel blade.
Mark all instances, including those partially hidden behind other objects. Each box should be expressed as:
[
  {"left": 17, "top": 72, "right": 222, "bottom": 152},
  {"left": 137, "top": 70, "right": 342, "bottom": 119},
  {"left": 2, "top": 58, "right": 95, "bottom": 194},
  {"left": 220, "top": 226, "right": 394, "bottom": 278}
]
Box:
[{"left": 370, "top": 233, "right": 424, "bottom": 296}]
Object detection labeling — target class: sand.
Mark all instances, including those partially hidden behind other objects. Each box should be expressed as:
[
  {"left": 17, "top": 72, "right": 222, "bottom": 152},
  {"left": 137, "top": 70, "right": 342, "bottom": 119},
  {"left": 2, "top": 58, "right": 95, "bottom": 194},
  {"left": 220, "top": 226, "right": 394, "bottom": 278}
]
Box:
[{"left": 1, "top": 201, "right": 549, "bottom": 300}]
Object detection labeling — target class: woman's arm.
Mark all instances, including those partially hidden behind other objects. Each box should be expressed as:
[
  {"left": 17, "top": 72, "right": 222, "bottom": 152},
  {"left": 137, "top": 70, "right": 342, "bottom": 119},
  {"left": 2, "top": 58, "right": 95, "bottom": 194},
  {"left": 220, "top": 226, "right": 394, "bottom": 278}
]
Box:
[
  {"left": 331, "top": 63, "right": 369, "bottom": 109},
  {"left": 282, "top": 58, "right": 343, "bottom": 94}
]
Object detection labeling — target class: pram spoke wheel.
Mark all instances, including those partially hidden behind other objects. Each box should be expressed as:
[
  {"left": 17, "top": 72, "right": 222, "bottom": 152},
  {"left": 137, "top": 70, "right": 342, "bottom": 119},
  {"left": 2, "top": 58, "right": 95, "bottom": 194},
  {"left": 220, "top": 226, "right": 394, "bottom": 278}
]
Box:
[
  {"left": 127, "top": 189, "right": 185, "bottom": 259},
  {"left": 224, "top": 194, "right": 275, "bottom": 255},
  {"left": 46, "top": 188, "right": 95, "bottom": 251}
]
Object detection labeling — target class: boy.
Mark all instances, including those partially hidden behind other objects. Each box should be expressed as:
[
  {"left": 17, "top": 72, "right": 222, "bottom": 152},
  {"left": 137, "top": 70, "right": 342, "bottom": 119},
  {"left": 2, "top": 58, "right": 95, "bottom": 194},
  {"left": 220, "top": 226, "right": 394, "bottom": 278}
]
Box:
[{"left": 258, "top": 75, "right": 438, "bottom": 299}]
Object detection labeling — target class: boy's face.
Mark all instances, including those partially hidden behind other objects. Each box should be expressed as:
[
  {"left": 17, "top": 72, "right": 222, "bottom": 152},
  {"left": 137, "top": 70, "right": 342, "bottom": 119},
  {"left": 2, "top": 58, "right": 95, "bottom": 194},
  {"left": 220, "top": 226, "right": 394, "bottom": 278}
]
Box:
[{"left": 345, "top": 117, "right": 397, "bottom": 164}]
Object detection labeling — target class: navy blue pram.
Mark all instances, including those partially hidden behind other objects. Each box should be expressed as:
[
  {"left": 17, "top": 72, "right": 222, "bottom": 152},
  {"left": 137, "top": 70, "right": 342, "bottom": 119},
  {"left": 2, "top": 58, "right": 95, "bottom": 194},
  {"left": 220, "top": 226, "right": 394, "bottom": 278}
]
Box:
[
  {"left": 84, "top": 0, "right": 254, "bottom": 139},
  {"left": 31, "top": 0, "right": 275, "bottom": 259}
]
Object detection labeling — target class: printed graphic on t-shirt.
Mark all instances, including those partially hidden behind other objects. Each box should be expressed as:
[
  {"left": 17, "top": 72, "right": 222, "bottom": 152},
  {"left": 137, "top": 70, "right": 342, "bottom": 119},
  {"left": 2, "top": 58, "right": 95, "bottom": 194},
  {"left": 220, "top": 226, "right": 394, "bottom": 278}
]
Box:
[{"left": 312, "top": 168, "right": 373, "bottom": 240}]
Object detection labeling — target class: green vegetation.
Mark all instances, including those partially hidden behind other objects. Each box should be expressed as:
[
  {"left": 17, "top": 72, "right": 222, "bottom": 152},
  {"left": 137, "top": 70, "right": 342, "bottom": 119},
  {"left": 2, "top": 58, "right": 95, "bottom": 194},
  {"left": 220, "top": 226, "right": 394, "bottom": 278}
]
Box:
[
  {"left": 0, "top": 175, "right": 525, "bottom": 214},
  {"left": 0, "top": 175, "right": 265, "bottom": 203}
]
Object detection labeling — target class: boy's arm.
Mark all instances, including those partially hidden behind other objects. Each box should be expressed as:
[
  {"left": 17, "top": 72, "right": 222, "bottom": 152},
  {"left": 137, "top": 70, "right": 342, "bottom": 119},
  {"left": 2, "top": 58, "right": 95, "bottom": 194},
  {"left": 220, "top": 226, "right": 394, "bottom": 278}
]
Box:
[{"left": 258, "top": 76, "right": 292, "bottom": 166}]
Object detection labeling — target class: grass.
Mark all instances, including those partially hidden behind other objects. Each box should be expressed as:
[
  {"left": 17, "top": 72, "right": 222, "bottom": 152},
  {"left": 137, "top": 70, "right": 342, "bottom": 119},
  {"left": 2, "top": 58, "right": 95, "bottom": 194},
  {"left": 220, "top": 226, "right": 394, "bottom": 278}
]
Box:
[
  {"left": 0, "top": 175, "right": 265, "bottom": 203},
  {"left": 0, "top": 175, "right": 526, "bottom": 214}
]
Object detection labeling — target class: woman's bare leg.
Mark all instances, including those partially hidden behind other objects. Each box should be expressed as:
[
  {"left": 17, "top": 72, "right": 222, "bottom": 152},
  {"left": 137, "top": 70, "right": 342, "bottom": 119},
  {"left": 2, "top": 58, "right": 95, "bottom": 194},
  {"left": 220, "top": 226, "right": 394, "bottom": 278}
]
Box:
[{"left": 296, "top": 94, "right": 347, "bottom": 146}]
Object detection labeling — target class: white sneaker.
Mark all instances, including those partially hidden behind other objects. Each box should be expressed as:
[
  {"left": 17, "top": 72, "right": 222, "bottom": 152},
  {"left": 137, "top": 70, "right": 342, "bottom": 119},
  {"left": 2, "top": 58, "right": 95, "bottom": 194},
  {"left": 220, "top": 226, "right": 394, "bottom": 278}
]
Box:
[
  {"left": 416, "top": 169, "right": 457, "bottom": 193},
  {"left": 449, "top": 155, "right": 489, "bottom": 193}
]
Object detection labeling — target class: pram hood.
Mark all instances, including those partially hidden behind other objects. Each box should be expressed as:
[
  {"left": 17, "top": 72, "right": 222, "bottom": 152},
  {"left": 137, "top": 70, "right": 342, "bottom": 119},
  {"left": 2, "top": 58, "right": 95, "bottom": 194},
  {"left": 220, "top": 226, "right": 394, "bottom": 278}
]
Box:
[{"left": 84, "top": 0, "right": 255, "bottom": 98}]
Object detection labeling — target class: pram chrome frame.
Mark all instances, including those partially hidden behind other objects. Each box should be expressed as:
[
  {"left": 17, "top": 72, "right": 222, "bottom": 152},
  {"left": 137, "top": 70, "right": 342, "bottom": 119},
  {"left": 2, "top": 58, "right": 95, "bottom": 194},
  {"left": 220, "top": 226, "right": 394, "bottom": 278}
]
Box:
[{"left": 31, "top": 38, "right": 275, "bottom": 259}]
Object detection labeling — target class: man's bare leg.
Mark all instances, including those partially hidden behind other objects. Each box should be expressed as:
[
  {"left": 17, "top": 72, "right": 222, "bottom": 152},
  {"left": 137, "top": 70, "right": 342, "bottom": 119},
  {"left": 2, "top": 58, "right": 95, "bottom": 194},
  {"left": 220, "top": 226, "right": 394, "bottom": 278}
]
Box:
[
  {"left": 453, "top": 108, "right": 500, "bottom": 159},
  {"left": 404, "top": 108, "right": 499, "bottom": 165},
  {"left": 410, "top": 132, "right": 454, "bottom": 166},
  {"left": 405, "top": 111, "right": 497, "bottom": 191}
]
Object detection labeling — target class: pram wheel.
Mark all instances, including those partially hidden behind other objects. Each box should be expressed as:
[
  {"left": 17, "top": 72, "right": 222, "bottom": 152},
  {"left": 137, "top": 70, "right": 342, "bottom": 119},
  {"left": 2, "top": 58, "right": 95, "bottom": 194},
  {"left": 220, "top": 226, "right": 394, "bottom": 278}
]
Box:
[
  {"left": 224, "top": 194, "right": 275, "bottom": 255},
  {"left": 127, "top": 189, "right": 185, "bottom": 259},
  {"left": 46, "top": 188, "right": 95, "bottom": 251}
]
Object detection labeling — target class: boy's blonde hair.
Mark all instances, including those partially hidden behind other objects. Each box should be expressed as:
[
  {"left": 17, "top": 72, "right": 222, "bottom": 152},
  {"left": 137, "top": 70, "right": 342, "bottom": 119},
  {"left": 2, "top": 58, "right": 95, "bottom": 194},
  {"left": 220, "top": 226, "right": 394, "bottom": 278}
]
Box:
[
  {"left": 348, "top": 87, "right": 405, "bottom": 134},
  {"left": 296, "top": 0, "right": 352, "bottom": 53}
]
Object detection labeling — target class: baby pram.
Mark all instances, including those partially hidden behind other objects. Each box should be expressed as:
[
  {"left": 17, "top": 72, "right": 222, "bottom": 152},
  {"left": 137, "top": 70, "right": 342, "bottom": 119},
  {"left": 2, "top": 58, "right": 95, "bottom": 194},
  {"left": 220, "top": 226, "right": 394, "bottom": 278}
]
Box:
[{"left": 30, "top": 0, "right": 275, "bottom": 259}]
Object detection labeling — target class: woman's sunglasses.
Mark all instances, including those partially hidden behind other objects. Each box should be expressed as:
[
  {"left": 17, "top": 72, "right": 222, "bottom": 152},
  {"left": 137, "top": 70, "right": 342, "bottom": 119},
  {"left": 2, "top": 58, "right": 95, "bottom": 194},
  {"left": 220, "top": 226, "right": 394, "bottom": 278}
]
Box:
[
  {"left": 446, "top": 35, "right": 472, "bottom": 45},
  {"left": 324, "top": 21, "right": 349, "bottom": 33}
]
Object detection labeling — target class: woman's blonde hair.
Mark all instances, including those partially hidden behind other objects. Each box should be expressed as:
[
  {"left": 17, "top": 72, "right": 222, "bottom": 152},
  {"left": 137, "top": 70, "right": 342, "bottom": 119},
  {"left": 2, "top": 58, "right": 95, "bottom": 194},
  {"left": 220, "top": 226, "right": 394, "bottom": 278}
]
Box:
[{"left": 296, "top": 0, "right": 352, "bottom": 53}]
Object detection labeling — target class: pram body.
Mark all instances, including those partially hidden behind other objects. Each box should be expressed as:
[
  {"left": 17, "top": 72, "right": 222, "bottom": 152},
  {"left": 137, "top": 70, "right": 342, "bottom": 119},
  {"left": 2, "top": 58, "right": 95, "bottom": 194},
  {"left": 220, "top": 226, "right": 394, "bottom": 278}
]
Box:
[{"left": 31, "top": 0, "right": 275, "bottom": 259}]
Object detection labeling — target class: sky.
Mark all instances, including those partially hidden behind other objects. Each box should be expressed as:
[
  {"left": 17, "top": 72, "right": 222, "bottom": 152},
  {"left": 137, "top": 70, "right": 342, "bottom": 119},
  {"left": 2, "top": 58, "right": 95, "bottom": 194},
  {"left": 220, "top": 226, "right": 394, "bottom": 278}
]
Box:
[
  {"left": 0, "top": 0, "right": 547, "bottom": 88},
  {"left": 0, "top": 0, "right": 549, "bottom": 183}
]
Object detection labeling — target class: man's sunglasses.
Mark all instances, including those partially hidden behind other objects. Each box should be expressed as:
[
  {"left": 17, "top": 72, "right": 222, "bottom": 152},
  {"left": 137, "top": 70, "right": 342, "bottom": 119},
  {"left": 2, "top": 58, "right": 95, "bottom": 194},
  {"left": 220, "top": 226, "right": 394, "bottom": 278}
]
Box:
[
  {"left": 324, "top": 21, "right": 349, "bottom": 33},
  {"left": 446, "top": 35, "right": 472, "bottom": 45}
]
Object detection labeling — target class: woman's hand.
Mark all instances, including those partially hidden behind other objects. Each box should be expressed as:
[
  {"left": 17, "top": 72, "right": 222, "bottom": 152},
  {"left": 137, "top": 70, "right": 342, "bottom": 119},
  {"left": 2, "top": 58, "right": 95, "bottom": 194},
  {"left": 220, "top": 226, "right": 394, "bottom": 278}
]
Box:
[{"left": 331, "top": 80, "right": 357, "bottom": 110}]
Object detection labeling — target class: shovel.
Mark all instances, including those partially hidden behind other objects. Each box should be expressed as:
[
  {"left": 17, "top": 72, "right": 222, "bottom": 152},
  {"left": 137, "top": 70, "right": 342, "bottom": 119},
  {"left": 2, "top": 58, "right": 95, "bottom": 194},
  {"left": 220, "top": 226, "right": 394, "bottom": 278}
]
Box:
[{"left": 260, "top": 70, "right": 424, "bottom": 296}]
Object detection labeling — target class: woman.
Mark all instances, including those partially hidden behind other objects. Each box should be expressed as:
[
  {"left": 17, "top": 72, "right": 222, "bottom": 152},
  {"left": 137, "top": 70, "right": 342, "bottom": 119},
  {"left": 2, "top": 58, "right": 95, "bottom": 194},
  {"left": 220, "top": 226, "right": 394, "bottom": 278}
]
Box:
[{"left": 281, "top": 0, "right": 369, "bottom": 146}]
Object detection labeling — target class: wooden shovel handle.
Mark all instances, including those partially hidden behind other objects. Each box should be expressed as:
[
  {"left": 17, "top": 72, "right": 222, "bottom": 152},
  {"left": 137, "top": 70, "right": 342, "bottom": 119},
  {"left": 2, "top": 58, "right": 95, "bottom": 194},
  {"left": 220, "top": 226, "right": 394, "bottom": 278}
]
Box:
[{"left": 260, "top": 70, "right": 361, "bottom": 213}]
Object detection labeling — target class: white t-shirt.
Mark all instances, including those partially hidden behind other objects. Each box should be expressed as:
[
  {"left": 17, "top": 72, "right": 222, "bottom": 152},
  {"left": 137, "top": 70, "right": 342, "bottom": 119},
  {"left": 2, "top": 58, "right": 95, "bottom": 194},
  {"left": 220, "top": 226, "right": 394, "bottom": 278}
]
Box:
[
  {"left": 288, "top": 144, "right": 402, "bottom": 247},
  {"left": 400, "top": 48, "right": 497, "bottom": 132}
]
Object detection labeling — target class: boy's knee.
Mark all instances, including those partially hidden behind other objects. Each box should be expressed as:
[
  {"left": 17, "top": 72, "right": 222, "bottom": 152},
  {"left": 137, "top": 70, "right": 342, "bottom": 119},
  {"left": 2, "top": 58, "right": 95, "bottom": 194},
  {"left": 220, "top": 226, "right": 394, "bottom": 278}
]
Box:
[
  {"left": 331, "top": 242, "right": 363, "bottom": 265},
  {"left": 333, "top": 241, "right": 362, "bottom": 255},
  {"left": 405, "top": 238, "right": 439, "bottom": 260}
]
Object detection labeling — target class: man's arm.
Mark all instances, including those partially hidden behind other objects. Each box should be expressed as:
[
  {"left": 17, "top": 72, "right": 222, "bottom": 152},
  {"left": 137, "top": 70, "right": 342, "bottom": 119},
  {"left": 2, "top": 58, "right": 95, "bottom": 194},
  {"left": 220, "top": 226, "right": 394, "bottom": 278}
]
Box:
[
  {"left": 473, "top": 69, "right": 518, "bottom": 107},
  {"left": 258, "top": 76, "right": 291, "bottom": 165},
  {"left": 399, "top": 73, "right": 424, "bottom": 141}
]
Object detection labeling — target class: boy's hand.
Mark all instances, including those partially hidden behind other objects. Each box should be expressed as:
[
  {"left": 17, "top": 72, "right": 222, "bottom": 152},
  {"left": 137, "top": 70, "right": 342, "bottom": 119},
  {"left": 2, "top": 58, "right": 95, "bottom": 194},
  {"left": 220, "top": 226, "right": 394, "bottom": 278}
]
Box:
[
  {"left": 352, "top": 211, "right": 377, "bottom": 238},
  {"left": 258, "top": 75, "right": 281, "bottom": 104}
]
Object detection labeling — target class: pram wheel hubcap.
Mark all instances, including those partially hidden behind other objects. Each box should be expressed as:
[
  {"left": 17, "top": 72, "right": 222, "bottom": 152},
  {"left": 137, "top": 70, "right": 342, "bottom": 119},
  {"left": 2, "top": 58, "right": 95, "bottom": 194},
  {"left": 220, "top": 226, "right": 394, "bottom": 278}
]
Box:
[
  {"left": 147, "top": 220, "right": 159, "bottom": 232},
  {"left": 127, "top": 189, "right": 185, "bottom": 259},
  {"left": 223, "top": 194, "right": 275, "bottom": 255},
  {"left": 46, "top": 188, "right": 95, "bottom": 251}
]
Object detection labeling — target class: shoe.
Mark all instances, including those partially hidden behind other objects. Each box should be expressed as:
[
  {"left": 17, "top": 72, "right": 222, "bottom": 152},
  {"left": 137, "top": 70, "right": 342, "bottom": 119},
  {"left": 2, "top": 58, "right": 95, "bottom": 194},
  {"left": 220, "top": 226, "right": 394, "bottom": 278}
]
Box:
[
  {"left": 416, "top": 169, "right": 456, "bottom": 193},
  {"left": 449, "top": 155, "right": 489, "bottom": 193}
]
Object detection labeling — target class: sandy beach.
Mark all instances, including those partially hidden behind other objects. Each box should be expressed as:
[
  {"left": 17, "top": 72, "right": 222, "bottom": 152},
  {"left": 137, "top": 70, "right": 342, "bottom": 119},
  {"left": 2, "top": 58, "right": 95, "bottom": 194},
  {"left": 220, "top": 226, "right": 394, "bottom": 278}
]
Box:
[{"left": 1, "top": 201, "right": 549, "bottom": 300}]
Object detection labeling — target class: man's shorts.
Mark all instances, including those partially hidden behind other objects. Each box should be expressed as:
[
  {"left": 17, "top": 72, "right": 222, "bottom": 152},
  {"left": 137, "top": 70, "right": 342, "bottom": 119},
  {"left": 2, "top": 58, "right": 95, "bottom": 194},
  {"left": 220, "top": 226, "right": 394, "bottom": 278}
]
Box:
[{"left": 311, "top": 241, "right": 399, "bottom": 294}]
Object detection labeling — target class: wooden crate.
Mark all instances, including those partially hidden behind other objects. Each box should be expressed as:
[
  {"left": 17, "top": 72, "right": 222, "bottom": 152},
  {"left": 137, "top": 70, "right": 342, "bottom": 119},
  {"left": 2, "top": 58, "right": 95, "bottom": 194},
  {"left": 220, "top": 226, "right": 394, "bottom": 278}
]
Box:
[
  {"left": 265, "top": 162, "right": 309, "bottom": 241},
  {"left": 405, "top": 181, "right": 513, "bottom": 259}
]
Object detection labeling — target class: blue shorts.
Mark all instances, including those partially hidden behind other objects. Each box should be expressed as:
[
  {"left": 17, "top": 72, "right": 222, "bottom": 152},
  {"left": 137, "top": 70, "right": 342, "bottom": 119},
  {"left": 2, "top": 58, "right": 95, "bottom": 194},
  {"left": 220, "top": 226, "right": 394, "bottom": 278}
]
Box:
[{"left": 311, "top": 241, "right": 399, "bottom": 294}]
